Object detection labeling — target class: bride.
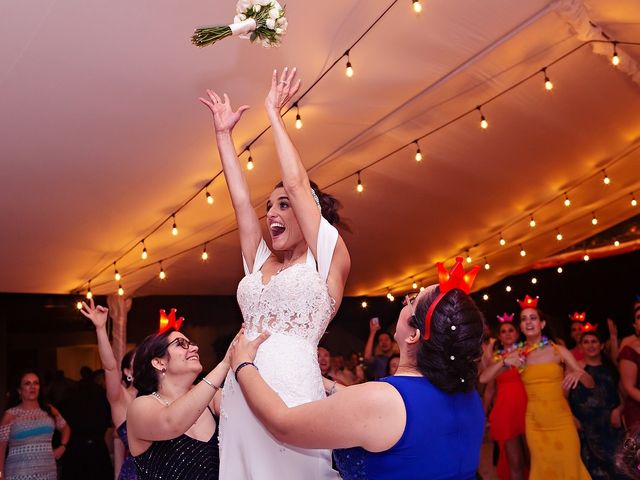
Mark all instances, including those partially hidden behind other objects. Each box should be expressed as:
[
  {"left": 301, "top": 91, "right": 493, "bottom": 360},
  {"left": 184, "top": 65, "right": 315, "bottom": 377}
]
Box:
[{"left": 200, "top": 67, "right": 350, "bottom": 479}]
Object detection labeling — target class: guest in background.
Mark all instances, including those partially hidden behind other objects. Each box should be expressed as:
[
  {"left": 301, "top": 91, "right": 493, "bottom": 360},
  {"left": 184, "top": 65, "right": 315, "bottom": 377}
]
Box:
[
  {"left": 569, "top": 328, "right": 624, "bottom": 480},
  {"left": 81, "top": 299, "right": 138, "bottom": 480},
  {"left": 479, "top": 314, "right": 528, "bottom": 480},
  {"left": 345, "top": 352, "right": 366, "bottom": 384},
  {"left": 364, "top": 319, "right": 399, "bottom": 380},
  {"left": 619, "top": 304, "right": 640, "bottom": 430},
  {"left": 569, "top": 312, "right": 587, "bottom": 361},
  {"left": 0, "top": 370, "right": 71, "bottom": 480},
  {"left": 386, "top": 354, "right": 400, "bottom": 376},
  {"left": 318, "top": 346, "right": 332, "bottom": 379}
]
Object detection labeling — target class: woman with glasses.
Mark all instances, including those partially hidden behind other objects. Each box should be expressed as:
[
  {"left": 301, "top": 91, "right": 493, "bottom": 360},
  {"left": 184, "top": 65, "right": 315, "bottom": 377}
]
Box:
[
  {"left": 226, "top": 258, "right": 486, "bottom": 480},
  {"left": 126, "top": 325, "right": 236, "bottom": 480},
  {"left": 200, "top": 67, "right": 349, "bottom": 479},
  {"left": 478, "top": 315, "right": 528, "bottom": 480},
  {"left": 80, "top": 299, "right": 138, "bottom": 480}
]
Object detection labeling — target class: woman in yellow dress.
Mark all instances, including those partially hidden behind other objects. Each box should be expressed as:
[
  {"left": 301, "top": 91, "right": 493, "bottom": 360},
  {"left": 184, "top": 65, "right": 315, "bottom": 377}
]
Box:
[{"left": 511, "top": 295, "right": 594, "bottom": 479}]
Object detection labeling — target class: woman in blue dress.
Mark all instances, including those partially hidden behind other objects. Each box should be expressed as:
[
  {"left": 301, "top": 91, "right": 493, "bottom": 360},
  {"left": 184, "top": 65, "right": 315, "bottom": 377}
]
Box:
[{"left": 229, "top": 258, "right": 486, "bottom": 480}]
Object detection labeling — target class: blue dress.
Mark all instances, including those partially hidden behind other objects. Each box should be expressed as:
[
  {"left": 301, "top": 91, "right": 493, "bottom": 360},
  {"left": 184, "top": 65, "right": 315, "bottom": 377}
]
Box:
[
  {"left": 116, "top": 422, "right": 138, "bottom": 480},
  {"left": 334, "top": 376, "right": 484, "bottom": 480}
]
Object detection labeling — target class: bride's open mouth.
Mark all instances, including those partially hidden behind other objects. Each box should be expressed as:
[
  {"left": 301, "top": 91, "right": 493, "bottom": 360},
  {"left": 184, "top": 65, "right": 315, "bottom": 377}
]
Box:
[{"left": 270, "top": 222, "right": 286, "bottom": 238}]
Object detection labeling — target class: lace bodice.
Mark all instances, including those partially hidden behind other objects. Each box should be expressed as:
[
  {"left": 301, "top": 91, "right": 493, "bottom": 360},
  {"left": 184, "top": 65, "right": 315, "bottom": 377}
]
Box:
[{"left": 237, "top": 217, "right": 339, "bottom": 346}]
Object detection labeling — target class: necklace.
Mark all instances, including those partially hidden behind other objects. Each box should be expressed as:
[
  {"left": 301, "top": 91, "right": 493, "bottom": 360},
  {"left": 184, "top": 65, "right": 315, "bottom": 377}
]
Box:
[
  {"left": 276, "top": 253, "right": 306, "bottom": 274},
  {"left": 151, "top": 391, "right": 170, "bottom": 406},
  {"left": 521, "top": 336, "right": 550, "bottom": 357},
  {"left": 493, "top": 342, "right": 524, "bottom": 362}
]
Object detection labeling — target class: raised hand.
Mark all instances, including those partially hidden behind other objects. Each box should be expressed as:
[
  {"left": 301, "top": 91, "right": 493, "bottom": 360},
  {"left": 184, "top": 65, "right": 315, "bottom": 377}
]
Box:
[
  {"left": 199, "top": 90, "right": 249, "bottom": 134},
  {"left": 80, "top": 298, "right": 109, "bottom": 329},
  {"left": 265, "top": 67, "right": 301, "bottom": 117}
]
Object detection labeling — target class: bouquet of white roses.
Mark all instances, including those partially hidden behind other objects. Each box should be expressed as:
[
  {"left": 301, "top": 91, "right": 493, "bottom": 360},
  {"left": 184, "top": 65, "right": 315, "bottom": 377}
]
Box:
[{"left": 191, "top": 0, "right": 287, "bottom": 48}]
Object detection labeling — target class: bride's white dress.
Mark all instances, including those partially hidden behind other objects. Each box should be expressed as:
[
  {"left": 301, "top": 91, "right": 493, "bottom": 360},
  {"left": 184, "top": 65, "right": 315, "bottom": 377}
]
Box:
[{"left": 219, "top": 217, "right": 342, "bottom": 480}]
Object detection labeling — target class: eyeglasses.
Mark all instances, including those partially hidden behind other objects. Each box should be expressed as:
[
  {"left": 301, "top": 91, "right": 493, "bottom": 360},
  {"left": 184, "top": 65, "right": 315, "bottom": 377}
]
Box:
[{"left": 166, "top": 337, "right": 197, "bottom": 350}]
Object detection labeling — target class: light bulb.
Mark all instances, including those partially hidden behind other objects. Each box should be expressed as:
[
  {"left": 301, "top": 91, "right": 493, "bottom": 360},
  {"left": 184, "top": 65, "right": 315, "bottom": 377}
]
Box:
[
  {"left": 419, "top": 286, "right": 425, "bottom": 292},
  {"left": 520, "top": 246, "right": 526, "bottom": 257},
  {"left": 482, "top": 294, "right": 489, "bottom": 301},
  {"left": 612, "top": 43, "right": 620, "bottom": 66},
  {"left": 556, "top": 230, "right": 563, "bottom": 241},
  {"left": 603, "top": 171, "right": 610, "bottom": 185},
  {"left": 76, "top": 301, "right": 83, "bottom": 310},
  {"left": 388, "top": 294, "right": 395, "bottom": 302},
  {"left": 202, "top": 247, "right": 209, "bottom": 261},
  {"left": 356, "top": 172, "right": 363, "bottom": 193},
  {"left": 159, "top": 267, "right": 166, "bottom": 280},
  {"left": 295, "top": 113, "right": 303, "bottom": 130},
  {"left": 529, "top": 216, "right": 536, "bottom": 228},
  {"left": 412, "top": 281, "right": 418, "bottom": 290},
  {"left": 141, "top": 242, "right": 148, "bottom": 260},
  {"left": 414, "top": 146, "right": 422, "bottom": 162},
  {"left": 544, "top": 78, "right": 553, "bottom": 91},
  {"left": 466, "top": 252, "right": 472, "bottom": 264},
  {"left": 114, "top": 270, "right": 121, "bottom": 282},
  {"left": 484, "top": 258, "right": 490, "bottom": 270},
  {"left": 631, "top": 194, "right": 637, "bottom": 207},
  {"left": 412, "top": 0, "right": 422, "bottom": 13},
  {"left": 583, "top": 253, "right": 590, "bottom": 262},
  {"left": 86, "top": 289, "right": 93, "bottom": 300},
  {"left": 499, "top": 234, "right": 506, "bottom": 246},
  {"left": 506, "top": 285, "right": 512, "bottom": 292},
  {"left": 531, "top": 277, "right": 538, "bottom": 284},
  {"left": 557, "top": 267, "right": 563, "bottom": 274},
  {"left": 345, "top": 61, "right": 354, "bottom": 78},
  {"left": 118, "top": 285, "right": 124, "bottom": 296},
  {"left": 361, "top": 300, "right": 368, "bottom": 309},
  {"left": 614, "top": 240, "right": 620, "bottom": 247},
  {"left": 564, "top": 193, "right": 571, "bottom": 207},
  {"left": 206, "top": 191, "right": 214, "bottom": 205},
  {"left": 247, "top": 156, "right": 254, "bottom": 171},
  {"left": 172, "top": 215, "right": 178, "bottom": 236},
  {"left": 591, "top": 213, "right": 598, "bottom": 226}
]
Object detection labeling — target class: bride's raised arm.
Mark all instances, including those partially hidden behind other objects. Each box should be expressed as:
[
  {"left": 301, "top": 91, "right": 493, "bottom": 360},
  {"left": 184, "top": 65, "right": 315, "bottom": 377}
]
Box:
[
  {"left": 200, "top": 90, "right": 263, "bottom": 271},
  {"left": 264, "top": 67, "right": 350, "bottom": 302}
]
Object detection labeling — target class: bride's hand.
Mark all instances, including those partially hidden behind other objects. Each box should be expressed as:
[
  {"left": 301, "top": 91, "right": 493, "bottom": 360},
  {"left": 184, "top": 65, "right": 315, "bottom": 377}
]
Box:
[
  {"left": 199, "top": 90, "right": 249, "bottom": 134},
  {"left": 265, "top": 67, "right": 301, "bottom": 118},
  {"left": 229, "top": 328, "right": 270, "bottom": 371}
]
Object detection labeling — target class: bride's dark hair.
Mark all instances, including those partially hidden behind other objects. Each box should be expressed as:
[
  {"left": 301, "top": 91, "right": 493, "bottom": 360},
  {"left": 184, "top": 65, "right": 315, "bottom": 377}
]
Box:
[{"left": 274, "top": 180, "right": 349, "bottom": 231}]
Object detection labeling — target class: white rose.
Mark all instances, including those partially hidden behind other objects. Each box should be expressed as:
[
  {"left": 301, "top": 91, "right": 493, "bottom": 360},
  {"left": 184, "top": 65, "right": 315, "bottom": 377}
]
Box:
[
  {"left": 272, "top": 1, "right": 283, "bottom": 9},
  {"left": 254, "top": 4, "right": 261, "bottom": 12},
  {"left": 266, "top": 18, "right": 276, "bottom": 29},
  {"left": 275, "top": 27, "right": 283, "bottom": 34},
  {"left": 236, "top": 0, "right": 251, "bottom": 13},
  {"left": 268, "top": 7, "right": 280, "bottom": 19},
  {"left": 256, "top": 0, "right": 271, "bottom": 5}
]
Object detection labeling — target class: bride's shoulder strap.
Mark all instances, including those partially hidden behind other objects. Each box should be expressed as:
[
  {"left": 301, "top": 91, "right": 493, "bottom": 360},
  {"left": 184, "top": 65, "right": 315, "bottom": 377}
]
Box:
[
  {"left": 242, "top": 238, "right": 272, "bottom": 275},
  {"left": 313, "top": 217, "right": 339, "bottom": 282}
]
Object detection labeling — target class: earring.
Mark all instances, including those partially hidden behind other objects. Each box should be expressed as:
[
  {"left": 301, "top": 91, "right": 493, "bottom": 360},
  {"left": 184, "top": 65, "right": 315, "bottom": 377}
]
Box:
[
  {"left": 126, "top": 375, "right": 133, "bottom": 382},
  {"left": 161, "top": 368, "right": 166, "bottom": 376}
]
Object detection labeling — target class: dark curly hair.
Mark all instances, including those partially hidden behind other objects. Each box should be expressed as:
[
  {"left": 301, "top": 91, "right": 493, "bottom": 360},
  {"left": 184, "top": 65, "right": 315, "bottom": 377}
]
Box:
[
  {"left": 133, "top": 329, "right": 174, "bottom": 396},
  {"left": 274, "top": 180, "right": 348, "bottom": 230},
  {"left": 410, "top": 287, "right": 485, "bottom": 393},
  {"left": 121, "top": 349, "right": 136, "bottom": 387},
  {"left": 8, "top": 369, "right": 55, "bottom": 419}
]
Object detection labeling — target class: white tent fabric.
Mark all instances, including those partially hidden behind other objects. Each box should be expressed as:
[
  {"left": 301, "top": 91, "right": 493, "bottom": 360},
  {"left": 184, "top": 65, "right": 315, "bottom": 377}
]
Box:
[{"left": 1, "top": 0, "right": 639, "bottom": 297}]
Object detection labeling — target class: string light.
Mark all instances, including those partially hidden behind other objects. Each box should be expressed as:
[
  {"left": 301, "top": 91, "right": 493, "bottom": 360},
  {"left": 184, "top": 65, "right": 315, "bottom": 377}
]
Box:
[
  {"left": 294, "top": 103, "right": 303, "bottom": 130},
  {"left": 602, "top": 170, "right": 610, "bottom": 185},
  {"left": 591, "top": 212, "right": 598, "bottom": 226},
  {"left": 361, "top": 299, "right": 368, "bottom": 309},
  {"left": 171, "top": 215, "right": 179, "bottom": 236},
  {"left": 505, "top": 285, "right": 512, "bottom": 292},
  {"left": 86, "top": 284, "right": 93, "bottom": 300},
  {"left": 113, "top": 263, "right": 121, "bottom": 282},
  {"left": 246, "top": 151, "right": 254, "bottom": 171},
  {"left": 411, "top": 278, "right": 418, "bottom": 290},
  {"left": 583, "top": 253, "right": 590, "bottom": 262},
  {"left": 529, "top": 215, "right": 536, "bottom": 228},
  {"left": 614, "top": 240, "right": 620, "bottom": 247},
  {"left": 482, "top": 294, "right": 489, "bottom": 301},
  {"left": 412, "top": 0, "right": 422, "bottom": 13},
  {"left": 419, "top": 286, "right": 425, "bottom": 292},
  {"left": 519, "top": 245, "right": 527, "bottom": 257},
  {"left": 345, "top": 51, "right": 354, "bottom": 78},
  {"left": 542, "top": 68, "right": 553, "bottom": 91},
  {"left": 356, "top": 171, "right": 364, "bottom": 193},
  {"left": 564, "top": 192, "right": 571, "bottom": 207},
  {"left": 557, "top": 266, "right": 563, "bottom": 274},
  {"left": 477, "top": 106, "right": 488, "bottom": 129},
  {"left": 386, "top": 290, "right": 395, "bottom": 302},
  {"left": 141, "top": 240, "right": 148, "bottom": 260},
  {"left": 118, "top": 284, "right": 124, "bottom": 296},
  {"left": 556, "top": 229, "right": 563, "bottom": 241},
  {"left": 76, "top": 301, "right": 83, "bottom": 310},
  {"left": 201, "top": 244, "right": 209, "bottom": 261},
  {"left": 631, "top": 193, "right": 638, "bottom": 207},
  {"left": 484, "top": 257, "right": 490, "bottom": 270},
  {"left": 206, "top": 190, "right": 214, "bottom": 205},
  {"left": 499, "top": 233, "right": 506, "bottom": 246},
  {"left": 414, "top": 141, "right": 422, "bottom": 162},
  {"left": 159, "top": 263, "right": 166, "bottom": 280},
  {"left": 612, "top": 42, "right": 620, "bottom": 66},
  {"left": 531, "top": 277, "right": 538, "bottom": 284},
  {"left": 465, "top": 250, "right": 472, "bottom": 264}
]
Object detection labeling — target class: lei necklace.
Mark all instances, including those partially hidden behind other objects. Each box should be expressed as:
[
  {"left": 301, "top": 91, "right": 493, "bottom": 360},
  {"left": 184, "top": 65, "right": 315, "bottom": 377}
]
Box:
[
  {"left": 493, "top": 336, "right": 550, "bottom": 365},
  {"left": 493, "top": 342, "right": 525, "bottom": 362}
]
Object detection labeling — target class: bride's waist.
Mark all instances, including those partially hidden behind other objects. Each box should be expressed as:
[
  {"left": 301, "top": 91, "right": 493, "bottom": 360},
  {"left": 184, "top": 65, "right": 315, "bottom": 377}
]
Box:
[{"left": 248, "top": 329, "right": 319, "bottom": 351}]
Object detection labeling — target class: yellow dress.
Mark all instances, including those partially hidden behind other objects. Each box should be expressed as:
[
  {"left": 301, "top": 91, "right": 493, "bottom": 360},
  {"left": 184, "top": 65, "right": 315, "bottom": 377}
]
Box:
[{"left": 520, "top": 362, "right": 591, "bottom": 480}]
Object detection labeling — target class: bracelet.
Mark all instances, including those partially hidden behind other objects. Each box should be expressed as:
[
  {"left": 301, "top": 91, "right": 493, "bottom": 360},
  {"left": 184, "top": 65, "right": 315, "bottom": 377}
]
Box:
[
  {"left": 235, "top": 361, "right": 258, "bottom": 381},
  {"left": 201, "top": 377, "right": 218, "bottom": 390}
]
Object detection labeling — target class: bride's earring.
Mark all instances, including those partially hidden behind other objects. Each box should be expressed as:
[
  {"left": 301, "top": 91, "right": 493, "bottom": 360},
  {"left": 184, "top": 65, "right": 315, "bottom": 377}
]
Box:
[{"left": 126, "top": 375, "right": 133, "bottom": 382}]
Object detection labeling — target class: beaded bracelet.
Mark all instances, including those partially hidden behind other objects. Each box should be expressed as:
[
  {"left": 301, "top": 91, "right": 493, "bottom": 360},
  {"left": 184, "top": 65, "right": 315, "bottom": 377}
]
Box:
[{"left": 235, "top": 361, "right": 258, "bottom": 381}]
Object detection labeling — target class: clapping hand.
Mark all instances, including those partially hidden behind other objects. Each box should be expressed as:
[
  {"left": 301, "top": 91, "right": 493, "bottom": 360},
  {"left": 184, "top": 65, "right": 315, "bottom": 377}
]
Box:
[
  {"left": 80, "top": 298, "right": 109, "bottom": 329},
  {"left": 199, "top": 90, "right": 249, "bottom": 135}
]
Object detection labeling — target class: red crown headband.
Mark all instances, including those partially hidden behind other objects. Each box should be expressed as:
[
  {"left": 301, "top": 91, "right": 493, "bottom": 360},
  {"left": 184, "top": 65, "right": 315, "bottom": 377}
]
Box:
[
  {"left": 517, "top": 295, "right": 539, "bottom": 309},
  {"left": 158, "top": 308, "right": 184, "bottom": 335},
  {"left": 570, "top": 312, "right": 587, "bottom": 322},
  {"left": 423, "top": 257, "right": 480, "bottom": 340},
  {"left": 497, "top": 313, "right": 515, "bottom": 323},
  {"left": 581, "top": 322, "right": 597, "bottom": 333}
]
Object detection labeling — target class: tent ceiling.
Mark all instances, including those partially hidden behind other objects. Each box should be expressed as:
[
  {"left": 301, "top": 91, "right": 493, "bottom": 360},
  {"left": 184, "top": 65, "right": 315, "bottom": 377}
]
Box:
[{"left": 1, "top": 0, "right": 639, "bottom": 297}]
